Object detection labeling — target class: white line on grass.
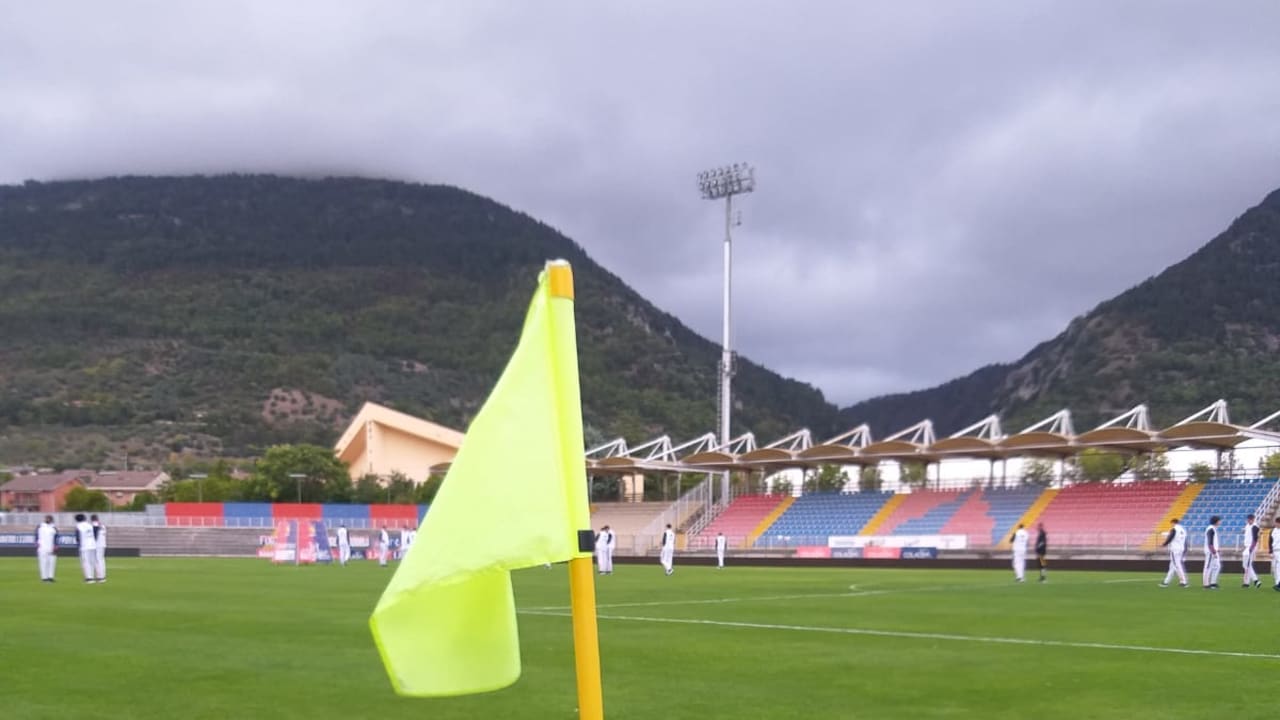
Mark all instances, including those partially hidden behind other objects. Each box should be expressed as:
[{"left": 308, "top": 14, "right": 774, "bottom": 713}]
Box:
[
  {"left": 522, "top": 590, "right": 889, "bottom": 612},
  {"left": 522, "top": 612, "right": 1280, "bottom": 662},
  {"left": 522, "top": 576, "right": 1166, "bottom": 613},
  {"left": 522, "top": 581, "right": 1017, "bottom": 612}
]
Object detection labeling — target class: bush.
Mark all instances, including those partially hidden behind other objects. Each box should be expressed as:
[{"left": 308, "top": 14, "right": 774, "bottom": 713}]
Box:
[
  {"left": 62, "top": 486, "right": 111, "bottom": 512},
  {"left": 899, "top": 462, "right": 928, "bottom": 489},
  {"left": 1076, "top": 449, "right": 1127, "bottom": 483},
  {"left": 859, "top": 466, "right": 883, "bottom": 492},
  {"left": 803, "top": 465, "right": 849, "bottom": 493},
  {"left": 1259, "top": 452, "right": 1280, "bottom": 478},
  {"left": 1022, "top": 459, "right": 1056, "bottom": 487},
  {"left": 1187, "top": 462, "right": 1213, "bottom": 484},
  {"left": 128, "top": 491, "right": 159, "bottom": 511}
]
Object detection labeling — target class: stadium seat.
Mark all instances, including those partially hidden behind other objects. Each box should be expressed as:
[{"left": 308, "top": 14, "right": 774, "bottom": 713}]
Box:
[
  {"left": 1177, "top": 478, "right": 1278, "bottom": 549},
  {"left": 758, "top": 492, "right": 892, "bottom": 546},
  {"left": 693, "top": 494, "right": 790, "bottom": 549},
  {"left": 1034, "top": 482, "right": 1186, "bottom": 548},
  {"left": 880, "top": 490, "right": 971, "bottom": 536},
  {"left": 940, "top": 486, "right": 1045, "bottom": 547}
]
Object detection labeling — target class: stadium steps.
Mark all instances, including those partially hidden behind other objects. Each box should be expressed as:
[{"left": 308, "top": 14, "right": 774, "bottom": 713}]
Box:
[
  {"left": 588, "top": 502, "right": 669, "bottom": 538},
  {"left": 1142, "top": 483, "right": 1204, "bottom": 550},
  {"left": 745, "top": 496, "right": 795, "bottom": 547},
  {"left": 998, "top": 489, "right": 1057, "bottom": 549},
  {"left": 113, "top": 527, "right": 266, "bottom": 557},
  {"left": 859, "top": 494, "right": 907, "bottom": 535}
]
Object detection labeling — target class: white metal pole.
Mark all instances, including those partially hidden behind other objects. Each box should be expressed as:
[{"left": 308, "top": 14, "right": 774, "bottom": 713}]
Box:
[{"left": 721, "top": 193, "right": 733, "bottom": 505}]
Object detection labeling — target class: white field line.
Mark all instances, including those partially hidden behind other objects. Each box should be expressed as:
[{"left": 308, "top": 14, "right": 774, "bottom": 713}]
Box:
[
  {"left": 1101, "top": 578, "right": 1155, "bottom": 584},
  {"left": 521, "top": 580, "right": 1034, "bottom": 612},
  {"left": 520, "top": 611, "right": 1280, "bottom": 662},
  {"left": 522, "top": 590, "right": 890, "bottom": 612}
]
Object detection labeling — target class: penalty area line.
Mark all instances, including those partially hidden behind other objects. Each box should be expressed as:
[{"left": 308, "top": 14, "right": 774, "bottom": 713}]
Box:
[{"left": 520, "top": 612, "right": 1280, "bottom": 662}]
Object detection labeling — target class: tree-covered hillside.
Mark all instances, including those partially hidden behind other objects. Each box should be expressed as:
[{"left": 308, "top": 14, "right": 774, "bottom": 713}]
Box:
[
  {"left": 0, "top": 175, "right": 838, "bottom": 467},
  {"left": 841, "top": 187, "right": 1280, "bottom": 434}
]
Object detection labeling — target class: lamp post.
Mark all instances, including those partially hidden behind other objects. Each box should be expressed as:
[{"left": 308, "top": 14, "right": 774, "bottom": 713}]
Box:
[
  {"left": 288, "top": 473, "right": 306, "bottom": 503},
  {"left": 190, "top": 473, "right": 207, "bottom": 503},
  {"left": 697, "top": 163, "right": 756, "bottom": 505}
]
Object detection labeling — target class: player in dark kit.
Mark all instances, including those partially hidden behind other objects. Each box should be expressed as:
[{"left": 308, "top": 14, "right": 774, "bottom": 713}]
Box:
[{"left": 1035, "top": 523, "right": 1048, "bottom": 583}]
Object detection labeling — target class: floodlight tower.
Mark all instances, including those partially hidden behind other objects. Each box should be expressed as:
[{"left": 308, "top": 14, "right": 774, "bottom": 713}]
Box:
[{"left": 697, "top": 163, "right": 756, "bottom": 505}]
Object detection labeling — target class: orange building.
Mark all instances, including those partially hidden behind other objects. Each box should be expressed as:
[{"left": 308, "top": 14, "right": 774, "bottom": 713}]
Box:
[
  {"left": 334, "top": 402, "right": 464, "bottom": 483},
  {"left": 1, "top": 473, "right": 85, "bottom": 513},
  {"left": 86, "top": 471, "right": 170, "bottom": 507}
]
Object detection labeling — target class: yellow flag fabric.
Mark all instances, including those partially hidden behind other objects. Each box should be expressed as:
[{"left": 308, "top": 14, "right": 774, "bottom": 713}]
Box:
[{"left": 369, "top": 260, "right": 592, "bottom": 697}]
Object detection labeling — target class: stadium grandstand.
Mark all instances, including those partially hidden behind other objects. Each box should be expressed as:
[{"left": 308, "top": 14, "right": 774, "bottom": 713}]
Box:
[{"left": 581, "top": 400, "right": 1280, "bottom": 555}]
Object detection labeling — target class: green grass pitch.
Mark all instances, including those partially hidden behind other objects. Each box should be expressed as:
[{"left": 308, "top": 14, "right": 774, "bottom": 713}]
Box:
[{"left": 2, "top": 557, "right": 1275, "bottom": 719}]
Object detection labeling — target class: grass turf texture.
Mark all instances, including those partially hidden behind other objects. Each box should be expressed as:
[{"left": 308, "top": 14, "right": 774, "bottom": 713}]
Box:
[{"left": 1, "top": 559, "right": 1273, "bottom": 719}]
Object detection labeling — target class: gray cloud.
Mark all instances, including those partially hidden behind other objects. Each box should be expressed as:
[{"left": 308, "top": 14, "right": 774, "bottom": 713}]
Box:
[{"left": 3, "top": 1, "right": 1280, "bottom": 405}]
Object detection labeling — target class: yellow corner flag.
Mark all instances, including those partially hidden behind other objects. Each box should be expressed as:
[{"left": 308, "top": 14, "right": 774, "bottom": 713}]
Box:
[{"left": 370, "top": 260, "right": 602, "bottom": 714}]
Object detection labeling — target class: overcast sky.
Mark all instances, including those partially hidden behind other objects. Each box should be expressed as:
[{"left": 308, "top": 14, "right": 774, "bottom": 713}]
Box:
[{"left": 3, "top": 2, "right": 1280, "bottom": 407}]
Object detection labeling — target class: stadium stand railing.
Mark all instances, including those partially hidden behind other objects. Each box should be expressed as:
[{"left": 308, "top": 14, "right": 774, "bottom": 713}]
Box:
[{"left": 639, "top": 475, "right": 717, "bottom": 543}]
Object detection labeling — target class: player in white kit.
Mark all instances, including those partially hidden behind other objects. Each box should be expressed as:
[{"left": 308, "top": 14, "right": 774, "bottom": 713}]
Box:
[
  {"left": 402, "top": 525, "right": 416, "bottom": 556},
  {"left": 604, "top": 526, "right": 616, "bottom": 574},
  {"left": 336, "top": 524, "right": 351, "bottom": 566},
  {"left": 595, "top": 525, "right": 615, "bottom": 575},
  {"left": 36, "top": 515, "right": 58, "bottom": 582},
  {"left": 715, "top": 532, "right": 727, "bottom": 569},
  {"left": 1270, "top": 517, "right": 1280, "bottom": 591},
  {"left": 73, "top": 513, "right": 100, "bottom": 583},
  {"left": 1202, "top": 515, "right": 1222, "bottom": 589},
  {"left": 1242, "top": 514, "right": 1261, "bottom": 588},
  {"left": 91, "top": 514, "right": 107, "bottom": 583},
  {"left": 1010, "top": 523, "right": 1028, "bottom": 582},
  {"left": 379, "top": 526, "right": 390, "bottom": 567},
  {"left": 1158, "top": 517, "right": 1188, "bottom": 587},
  {"left": 660, "top": 524, "right": 675, "bottom": 575}
]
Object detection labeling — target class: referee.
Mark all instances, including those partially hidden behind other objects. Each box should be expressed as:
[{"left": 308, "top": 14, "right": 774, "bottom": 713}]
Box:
[{"left": 1035, "top": 523, "right": 1048, "bottom": 583}]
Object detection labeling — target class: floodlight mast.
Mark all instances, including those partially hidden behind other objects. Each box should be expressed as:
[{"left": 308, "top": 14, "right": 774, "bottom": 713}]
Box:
[{"left": 698, "top": 163, "right": 756, "bottom": 506}]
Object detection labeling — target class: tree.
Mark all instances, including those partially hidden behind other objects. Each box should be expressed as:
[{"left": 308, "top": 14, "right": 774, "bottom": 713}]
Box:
[
  {"left": 899, "top": 462, "right": 929, "bottom": 490},
  {"left": 1021, "top": 459, "right": 1056, "bottom": 487},
  {"left": 1187, "top": 461, "right": 1213, "bottom": 483},
  {"left": 589, "top": 475, "right": 620, "bottom": 502},
  {"left": 63, "top": 486, "right": 110, "bottom": 512},
  {"left": 250, "top": 444, "right": 350, "bottom": 503},
  {"left": 1131, "top": 449, "right": 1171, "bottom": 481},
  {"left": 384, "top": 471, "right": 416, "bottom": 504},
  {"left": 128, "top": 490, "right": 159, "bottom": 511},
  {"left": 1259, "top": 452, "right": 1280, "bottom": 478},
  {"left": 1076, "top": 449, "right": 1127, "bottom": 483},
  {"left": 858, "top": 466, "right": 883, "bottom": 493},
  {"left": 803, "top": 465, "right": 849, "bottom": 493},
  {"left": 414, "top": 473, "right": 445, "bottom": 504},
  {"left": 354, "top": 474, "right": 384, "bottom": 504},
  {"left": 770, "top": 476, "right": 793, "bottom": 496},
  {"left": 322, "top": 472, "right": 354, "bottom": 503}
]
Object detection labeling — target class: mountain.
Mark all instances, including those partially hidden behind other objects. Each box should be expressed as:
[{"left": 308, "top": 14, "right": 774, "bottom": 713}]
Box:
[
  {"left": 0, "top": 175, "right": 838, "bottom": 467},
  {"left": 840, "top": 187, "right": 1280, "bottom": 436}
]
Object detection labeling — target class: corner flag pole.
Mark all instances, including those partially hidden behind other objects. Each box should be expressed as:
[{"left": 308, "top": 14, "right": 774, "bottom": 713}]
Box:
[
  {"left": 546, "top": 261, "right": 605, "bottom": 720},
  {"left": 569, "top": 554, "right": 604, "bottom": 719}
]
